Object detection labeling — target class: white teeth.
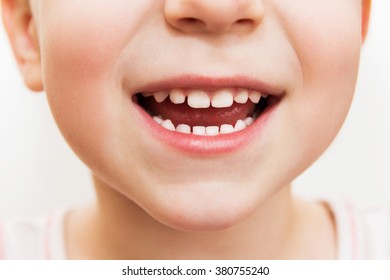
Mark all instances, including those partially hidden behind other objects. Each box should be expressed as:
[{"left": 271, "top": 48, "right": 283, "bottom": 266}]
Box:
[
  {"left": 187, "top": 90, "right": 210, "bottom": 109},
  {"left": 220, "top": 124, "right": 235, "bottom": 134},
  {"left": 154, "top": 91, "right": 169, "bottom": 103},
  {"left": 206, "top": 126, "right": 219, "bottom": 136},
  {"left": 154, "top": 118, "right": 256, "bottom": 135},
  {"left": 145, "top": 88, "right": 265, "bottom": 135},
  {"left": 193, "top": 126, "right": 206, "bottom": 136},
  {"left": 234, "top": 120, "right": 247, "bottom": 132},
  {"left": 249, "top": 91, "right": 261, "bottom": 103},
  {"left": 176, "top": 124, "right": 191, "bottom": 134},
  {"left": 169, "top": 89, "right": 186, "bottom": 104},
  {"left": 211, "top": 89, "right": 234, "bottom": 108},
  {"left": 161, "top": 119, "right": 175, "bottom": 131},
  {"left": 153, "top": 116, "right": 163, "bottom": 125},
  {"left": 244, "top": 117, "right": 254, "bottom": 126},
  {"left": 145, "top": 88, "right": 266, "bottom": 107},
  {"left": 234, "top": 89, "right": 249, "bottom": 104}
]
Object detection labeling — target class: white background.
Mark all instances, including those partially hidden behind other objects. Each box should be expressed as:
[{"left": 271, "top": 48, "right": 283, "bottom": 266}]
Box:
[{"left": 1, "top": 2, "right": 390, "bottom": 220}]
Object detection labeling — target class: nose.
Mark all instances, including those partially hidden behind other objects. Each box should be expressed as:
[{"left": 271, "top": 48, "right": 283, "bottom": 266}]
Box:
[{"left": 164, "top": 0, "right": 264, "bottom": 35}]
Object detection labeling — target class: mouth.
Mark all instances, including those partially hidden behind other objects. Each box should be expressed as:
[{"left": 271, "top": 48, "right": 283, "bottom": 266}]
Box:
[
  {"left": 135, "top": 88, "right": 276, "bottom": 135},
  {"left": 131, "top": 76, "right": 283, "bottom": 154}
]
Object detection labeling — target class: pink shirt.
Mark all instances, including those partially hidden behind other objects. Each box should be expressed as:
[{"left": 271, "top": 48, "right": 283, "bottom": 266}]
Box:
[{"left": 0, "top": 208, "right": 68, "bottom": 259}]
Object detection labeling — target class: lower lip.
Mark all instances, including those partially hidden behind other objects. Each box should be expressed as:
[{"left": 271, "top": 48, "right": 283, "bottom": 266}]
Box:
[{"left": 134, "top": 101, "right": 279, "bottom": 155}]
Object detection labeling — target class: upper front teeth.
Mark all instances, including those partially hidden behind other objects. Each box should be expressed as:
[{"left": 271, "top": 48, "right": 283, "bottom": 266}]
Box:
[
  {"left": 212, "top": 89, "right": 234, "bottom": 108},
  {"left": 187, "top": 90, "right": 210, "bottom": 108},
  {"left": 142, "top": 88, "right": 265, "bottom": 108}
]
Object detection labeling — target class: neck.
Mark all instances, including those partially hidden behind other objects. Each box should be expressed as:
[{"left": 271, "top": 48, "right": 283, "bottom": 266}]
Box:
[{"left": 67, "top": 176, "right": 312, "bottom": 259}]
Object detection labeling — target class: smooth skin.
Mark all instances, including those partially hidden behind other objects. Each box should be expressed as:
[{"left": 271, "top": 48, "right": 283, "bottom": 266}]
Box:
[{"left": 2, "top": 0, "right": 370, "bottom": 259}]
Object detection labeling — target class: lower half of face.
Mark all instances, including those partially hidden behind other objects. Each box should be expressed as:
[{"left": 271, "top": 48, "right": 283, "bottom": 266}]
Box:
[{"left": 38, "top": 0, "right": 362, "bottom": 231}]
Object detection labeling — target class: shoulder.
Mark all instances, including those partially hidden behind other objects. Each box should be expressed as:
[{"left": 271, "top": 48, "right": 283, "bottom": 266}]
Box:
[
  {"left": 0, "top": 209, "right": 69, "bottom": 260},
  {"left": 324, "top": 196, "right": 390, "bottom": 259}
]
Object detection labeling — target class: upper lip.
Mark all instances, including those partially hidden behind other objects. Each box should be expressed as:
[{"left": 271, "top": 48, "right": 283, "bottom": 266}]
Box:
[{"left": 129, "top": 74, "right": 285, "bottom": 97}]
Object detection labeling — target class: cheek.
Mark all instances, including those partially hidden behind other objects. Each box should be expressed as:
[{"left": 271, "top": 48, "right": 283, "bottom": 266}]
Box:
[
  {"left": 263, "top": 0, "right": 362, "bottom": 178},
  {"left": 279, "top": 1, "right": 361, "bottom": 136},
  {"left": 275, "top": 0, "right": 362, "bottom": 87},
  {"left": 299, "top": 21, "right": 361, "bottom": 149},
  {"left": 42, "top": 36, "right": 117, "bottom": 167},
  {"left": 38, "top": 2, "right": 149, "bottom": 168}
]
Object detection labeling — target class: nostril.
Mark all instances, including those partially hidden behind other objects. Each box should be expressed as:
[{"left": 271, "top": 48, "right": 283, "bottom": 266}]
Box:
[
  {"left": 182, "top": 17, "right": 200, "bottom": 23},
  {"left": 235, "top": 18, "right": 257, "bottom": 30},
  {"left": 236, "top": 19, "right": 254, "bottom": 25},
  {"left": 178, "top": 17, "right": 206, "bottom": 28},
  {"left": 176, "top": 17, "right": 207, "bottom": 31}
]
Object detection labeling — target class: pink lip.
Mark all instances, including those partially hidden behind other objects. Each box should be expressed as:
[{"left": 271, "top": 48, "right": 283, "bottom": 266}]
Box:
[
  {"left": 131, "top": 75, "right": 283, "bottom": 155},
  {"left": 132, "top": 74, "right": 284, "bottom": 96}
]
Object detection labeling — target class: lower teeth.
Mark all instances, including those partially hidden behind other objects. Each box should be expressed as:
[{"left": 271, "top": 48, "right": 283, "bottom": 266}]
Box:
[{"left": 152, "top": 115, "right": 256, "bottom": 136}]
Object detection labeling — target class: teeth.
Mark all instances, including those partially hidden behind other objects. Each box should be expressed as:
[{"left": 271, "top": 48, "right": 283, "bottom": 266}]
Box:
[
  {"left": 153, "top": 116, "right": 163, "bottom": 125},
  {"left": 144, "top": 88, "right": 266, "bottom": 135},
  {"left": 206, "top": 126, "right": 219, "bottom": 136},
  {"left": 234, "top": 89, "right": 249, "bottom": 104},
  {"left": 193, "top": 126, "right": 206, "bottom": 136},
  {"left": 211, "top": 89, "right": 234, "bottom": 108},
  {"left": 249, "top": 91, "right": 261, "bottom": 103},
  {"left": 144, "top": 88, "right": 266, "bottom": 108},
  {"left": 154, "top": 91, "right": 169, "bottom": 103},
  {"left": 154, "top": 117, "right": 256, "bottom": 135},
  {"left": 169, "top": 89, "right": 186, "bottom": 104},
  {"left": 187, "top": 90, "right": 210, "bottom": 108},
  {"left": 234, "top": 120, "right": 247, "bottom": 132},
  {"left": 176, "top": 124, "right": 191, "bottom": 134},
  {"left": 161, "top": 119, "right": 175, "bottom": 131},
  {"left": 244, "top": 117, "right": 254, "bottom": 126},
  {"left": 220, "top": 124, "right": 235, "bottom": 134}
]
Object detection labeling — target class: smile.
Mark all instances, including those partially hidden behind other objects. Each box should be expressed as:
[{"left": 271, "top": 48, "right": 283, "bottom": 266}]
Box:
[
  {"left": 131, "top": 75, "right": 283, "bottom": 154},
  {"left": 137, "top": 87, "right": 270, "bottom": 135}
]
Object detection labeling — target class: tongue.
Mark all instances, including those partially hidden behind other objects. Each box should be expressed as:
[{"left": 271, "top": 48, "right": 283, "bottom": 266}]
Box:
[{"left": 143, "top": 97, "right": 256, "bottom": 127}]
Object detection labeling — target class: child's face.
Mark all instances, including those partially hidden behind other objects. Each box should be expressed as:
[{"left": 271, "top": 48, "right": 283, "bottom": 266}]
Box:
[{"left": 14, "top": 0, "right": 368, "bottom": 230}]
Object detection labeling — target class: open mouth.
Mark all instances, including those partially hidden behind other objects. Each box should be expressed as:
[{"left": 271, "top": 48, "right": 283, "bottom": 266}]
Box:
[{"left": 134, "top": 88, "right": 279, "bottom": 136}]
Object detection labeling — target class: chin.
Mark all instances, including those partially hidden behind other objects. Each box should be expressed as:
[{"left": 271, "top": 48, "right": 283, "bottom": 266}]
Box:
[
  {"left": 140, "top": 181, "right": 259, "bottom": 232},
  {"left": 155, "top": 206, "right": 253, "bottom": 232}
]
